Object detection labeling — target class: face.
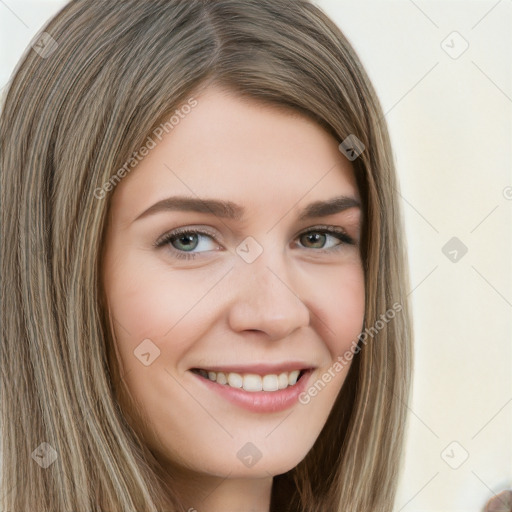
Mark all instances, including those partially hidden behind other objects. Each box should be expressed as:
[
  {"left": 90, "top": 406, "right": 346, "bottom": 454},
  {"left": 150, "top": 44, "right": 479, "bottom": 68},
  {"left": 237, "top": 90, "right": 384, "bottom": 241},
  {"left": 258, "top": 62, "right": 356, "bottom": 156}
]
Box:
[{"left": 101, "top": 85, "right": 365, "bottom": 481}]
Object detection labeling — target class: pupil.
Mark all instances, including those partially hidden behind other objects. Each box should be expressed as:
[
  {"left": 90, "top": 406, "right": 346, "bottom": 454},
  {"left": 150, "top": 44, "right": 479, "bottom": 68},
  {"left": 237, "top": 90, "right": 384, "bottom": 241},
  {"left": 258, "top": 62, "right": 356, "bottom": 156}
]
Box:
[
  {"left": 175, "top": 234, "right": 197, "bottom": 251},
  {"left": 303, "top": 232, "right": 325, "bottom": 248}
]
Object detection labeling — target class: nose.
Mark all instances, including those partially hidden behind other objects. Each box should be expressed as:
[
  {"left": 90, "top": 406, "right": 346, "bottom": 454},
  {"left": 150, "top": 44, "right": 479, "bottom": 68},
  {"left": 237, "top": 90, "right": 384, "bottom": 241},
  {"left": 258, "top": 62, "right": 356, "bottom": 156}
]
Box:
[{"left": 226, "top": 254, "right": 310, "bottom": 341}]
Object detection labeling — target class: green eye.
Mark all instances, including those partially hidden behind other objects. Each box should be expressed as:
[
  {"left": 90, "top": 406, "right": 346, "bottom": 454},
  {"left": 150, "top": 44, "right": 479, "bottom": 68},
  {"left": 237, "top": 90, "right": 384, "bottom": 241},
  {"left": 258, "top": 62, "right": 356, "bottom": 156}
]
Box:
[{"left": 155, "top": 225, "right": 354, "bottom": 260}]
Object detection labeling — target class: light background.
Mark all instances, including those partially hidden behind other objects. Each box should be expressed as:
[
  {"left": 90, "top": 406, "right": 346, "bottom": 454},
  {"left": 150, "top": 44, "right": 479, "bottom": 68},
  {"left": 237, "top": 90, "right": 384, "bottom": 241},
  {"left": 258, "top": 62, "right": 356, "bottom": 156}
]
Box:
[{"left": 1, "top": 1, "right": 511, "bottom": 511}]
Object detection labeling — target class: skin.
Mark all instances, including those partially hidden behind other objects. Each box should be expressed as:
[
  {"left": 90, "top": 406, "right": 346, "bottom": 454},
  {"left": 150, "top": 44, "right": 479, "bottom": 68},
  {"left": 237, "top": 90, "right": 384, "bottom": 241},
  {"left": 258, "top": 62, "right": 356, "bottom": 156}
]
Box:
[{"left": 101, "top": 84, "right": 365, "bottom": 511}]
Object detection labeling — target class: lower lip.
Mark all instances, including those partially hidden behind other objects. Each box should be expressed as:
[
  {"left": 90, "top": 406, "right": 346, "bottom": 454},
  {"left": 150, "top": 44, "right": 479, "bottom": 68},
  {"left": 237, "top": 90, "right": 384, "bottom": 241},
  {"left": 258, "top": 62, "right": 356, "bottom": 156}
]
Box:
[{"left": 190, "top": 369, "right": 314, "bottom": 413}]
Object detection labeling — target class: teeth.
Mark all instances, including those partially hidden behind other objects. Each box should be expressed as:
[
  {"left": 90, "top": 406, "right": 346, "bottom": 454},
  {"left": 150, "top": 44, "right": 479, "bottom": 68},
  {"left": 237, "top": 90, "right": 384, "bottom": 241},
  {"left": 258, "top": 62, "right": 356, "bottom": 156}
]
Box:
[
  {"left": 262, "top": 374, "right": 278, "bottom": 391},
  {"left": 195, "top": 369, "right": 305, "bottom": 392},
  {"left": 288, "top": 370, "right": 300, "bottom": 386},
  {"left": 243, "top": 374, "right": 263, "bottom": 392},
  {"left": 278, "top": 372, "right": 289, "bottom": 389},
  {"left": 227, "top": 373, "right": 243, "bottom": 388}
]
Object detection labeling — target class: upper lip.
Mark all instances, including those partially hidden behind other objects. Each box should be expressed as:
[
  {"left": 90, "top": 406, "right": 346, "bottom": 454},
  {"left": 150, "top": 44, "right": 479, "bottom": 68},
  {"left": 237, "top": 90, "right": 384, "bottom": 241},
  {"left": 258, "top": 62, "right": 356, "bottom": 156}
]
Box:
[{"left": 190, "top": 362, "right": 315, "bottom": 375}]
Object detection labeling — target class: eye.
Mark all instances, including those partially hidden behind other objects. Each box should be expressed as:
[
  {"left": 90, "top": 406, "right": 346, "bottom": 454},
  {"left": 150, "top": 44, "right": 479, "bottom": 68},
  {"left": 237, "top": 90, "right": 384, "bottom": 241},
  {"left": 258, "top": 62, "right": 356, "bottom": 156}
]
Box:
[
  {"left": 154, "top": 227, "right": 220, "bottom": 260},
  {"left": 296, "top": 226, "right": 354, "bottom": 252},
  {"left": 154, "top": 225, "right": 355, "bottom": 261}
]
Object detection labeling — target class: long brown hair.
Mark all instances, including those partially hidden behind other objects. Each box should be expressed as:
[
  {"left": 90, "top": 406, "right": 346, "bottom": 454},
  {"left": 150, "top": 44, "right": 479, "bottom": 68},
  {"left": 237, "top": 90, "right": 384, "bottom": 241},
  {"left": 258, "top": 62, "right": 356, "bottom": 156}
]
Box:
[{"left": 0, "top": 1, "right": 413, "bottom": 510}]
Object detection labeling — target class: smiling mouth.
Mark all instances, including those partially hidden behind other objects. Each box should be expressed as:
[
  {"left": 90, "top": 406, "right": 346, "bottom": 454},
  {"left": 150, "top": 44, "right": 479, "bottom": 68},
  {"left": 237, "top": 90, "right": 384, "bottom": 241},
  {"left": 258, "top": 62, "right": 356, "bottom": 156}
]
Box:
[{"left": 190, "top": 368, "right": 309, "bottom": 392}]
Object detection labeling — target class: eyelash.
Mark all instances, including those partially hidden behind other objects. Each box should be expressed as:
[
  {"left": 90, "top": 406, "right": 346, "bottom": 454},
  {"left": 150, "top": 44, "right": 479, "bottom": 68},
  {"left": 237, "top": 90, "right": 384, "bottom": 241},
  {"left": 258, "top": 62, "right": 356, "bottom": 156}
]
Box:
[{"left": 154, "top": 225, "right": 355, "bottom": 260}]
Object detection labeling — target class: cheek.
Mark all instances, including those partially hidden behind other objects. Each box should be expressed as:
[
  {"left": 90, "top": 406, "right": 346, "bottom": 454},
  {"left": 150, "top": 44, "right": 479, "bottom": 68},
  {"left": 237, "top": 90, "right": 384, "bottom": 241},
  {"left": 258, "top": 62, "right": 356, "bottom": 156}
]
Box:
[
  {"left": 309, "top": 260, "right": 365, "bottom": 358},
  {"left": 104, "top": 252, "right": 212, "bottom": 344},
  {"left": 293, "top": 262, "right": 364, "bottom": 429}
]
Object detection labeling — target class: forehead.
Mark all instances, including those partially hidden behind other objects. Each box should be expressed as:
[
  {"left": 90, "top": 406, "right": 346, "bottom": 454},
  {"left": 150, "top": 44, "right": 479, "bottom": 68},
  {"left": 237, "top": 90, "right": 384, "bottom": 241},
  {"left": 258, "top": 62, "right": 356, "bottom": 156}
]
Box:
[{"left": 110, "top": 86, "right": 360, "bottom": 222}]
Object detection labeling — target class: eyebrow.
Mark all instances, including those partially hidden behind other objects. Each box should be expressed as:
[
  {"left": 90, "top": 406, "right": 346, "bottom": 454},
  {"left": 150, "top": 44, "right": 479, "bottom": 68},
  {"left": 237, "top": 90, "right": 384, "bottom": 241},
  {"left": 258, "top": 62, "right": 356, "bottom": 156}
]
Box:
[{"left": 133, "top": 194, "right": 360, "bottom": 223}]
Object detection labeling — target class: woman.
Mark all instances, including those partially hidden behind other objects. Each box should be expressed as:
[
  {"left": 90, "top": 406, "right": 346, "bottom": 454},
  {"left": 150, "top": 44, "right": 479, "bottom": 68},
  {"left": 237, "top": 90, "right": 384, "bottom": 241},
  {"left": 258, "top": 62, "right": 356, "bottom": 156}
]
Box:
[{"left": 0, "top": 1, "right": 413, "bottom": 510}]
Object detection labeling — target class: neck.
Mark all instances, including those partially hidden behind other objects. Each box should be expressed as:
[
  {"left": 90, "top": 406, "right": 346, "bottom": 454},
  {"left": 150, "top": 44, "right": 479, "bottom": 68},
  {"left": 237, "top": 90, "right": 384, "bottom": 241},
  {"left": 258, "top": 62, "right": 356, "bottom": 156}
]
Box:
[{"left": 178, "top": 473, "right": 273, "bottom": 512}]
